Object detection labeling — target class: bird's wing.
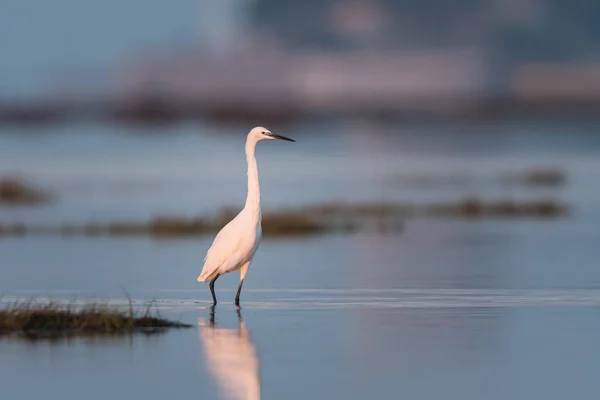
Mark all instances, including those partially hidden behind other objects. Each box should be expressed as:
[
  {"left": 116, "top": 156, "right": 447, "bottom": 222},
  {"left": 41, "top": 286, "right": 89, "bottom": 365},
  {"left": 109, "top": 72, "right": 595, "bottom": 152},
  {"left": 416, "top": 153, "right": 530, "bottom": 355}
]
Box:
[{"left": 197, "top": 215, "right": 245, "bottom": 281}]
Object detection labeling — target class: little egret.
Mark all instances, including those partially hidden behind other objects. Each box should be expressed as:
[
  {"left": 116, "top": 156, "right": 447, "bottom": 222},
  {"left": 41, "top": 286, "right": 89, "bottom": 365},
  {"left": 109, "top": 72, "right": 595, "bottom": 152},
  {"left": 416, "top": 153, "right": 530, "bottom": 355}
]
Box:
[{"left": 197, "top": 126, "right": 295, "bottom": 306}]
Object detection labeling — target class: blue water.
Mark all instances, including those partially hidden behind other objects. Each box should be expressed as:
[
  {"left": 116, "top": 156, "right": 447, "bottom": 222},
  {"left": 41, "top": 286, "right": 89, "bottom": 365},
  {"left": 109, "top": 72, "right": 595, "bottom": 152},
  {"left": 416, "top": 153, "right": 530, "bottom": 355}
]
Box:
[
  {"left": 3, "top": 1, "right": 600, "bottom": 398},
  {"left": 1, "top": 120, "right": 600, "bottom": 399}
]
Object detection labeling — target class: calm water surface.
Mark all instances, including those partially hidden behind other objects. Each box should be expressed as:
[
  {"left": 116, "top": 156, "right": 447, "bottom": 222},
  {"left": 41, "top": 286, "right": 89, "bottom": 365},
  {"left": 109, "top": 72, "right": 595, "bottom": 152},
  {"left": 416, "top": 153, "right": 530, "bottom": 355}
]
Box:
[
  {"left": 4, "top": 3, "right": 600, "bottom": 398},
  {"left": 1, "top": 121, "right": 600, "bottom": 399},
  {"left": 2, "top": 305, "right": 600, "bottom": 400}
]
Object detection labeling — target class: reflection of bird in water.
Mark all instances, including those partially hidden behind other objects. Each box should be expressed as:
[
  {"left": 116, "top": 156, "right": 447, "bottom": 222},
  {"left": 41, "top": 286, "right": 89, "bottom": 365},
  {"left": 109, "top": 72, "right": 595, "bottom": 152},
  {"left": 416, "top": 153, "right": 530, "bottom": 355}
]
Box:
[{"left": 198, "top": 308, "right": 261, "bottom": 400}]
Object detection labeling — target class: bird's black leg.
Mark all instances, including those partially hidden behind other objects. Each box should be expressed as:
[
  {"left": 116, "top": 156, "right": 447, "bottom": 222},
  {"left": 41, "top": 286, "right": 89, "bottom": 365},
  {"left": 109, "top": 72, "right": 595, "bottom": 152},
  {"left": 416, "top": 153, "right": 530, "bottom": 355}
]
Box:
[
  {"left": 209, "top": 274, "right": 220, "bottom": 305},
  {"left": 235, "top": 279, "right": 245, "bottom": 307}
]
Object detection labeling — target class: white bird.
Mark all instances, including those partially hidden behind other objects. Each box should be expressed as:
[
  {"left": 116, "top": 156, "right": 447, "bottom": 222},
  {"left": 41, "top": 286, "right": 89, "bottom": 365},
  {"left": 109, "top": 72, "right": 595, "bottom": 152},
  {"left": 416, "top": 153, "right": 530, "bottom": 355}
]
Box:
[{"left": 197, "top": 126, "right": 295, "bottom": 306}]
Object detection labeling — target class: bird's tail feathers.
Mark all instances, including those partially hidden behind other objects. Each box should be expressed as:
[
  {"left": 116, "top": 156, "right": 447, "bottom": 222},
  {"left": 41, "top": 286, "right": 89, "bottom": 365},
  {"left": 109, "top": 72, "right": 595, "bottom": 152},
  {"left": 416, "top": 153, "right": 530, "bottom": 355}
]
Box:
[{"left": 197, "top": 267, "right": 219, "bottom": 283}]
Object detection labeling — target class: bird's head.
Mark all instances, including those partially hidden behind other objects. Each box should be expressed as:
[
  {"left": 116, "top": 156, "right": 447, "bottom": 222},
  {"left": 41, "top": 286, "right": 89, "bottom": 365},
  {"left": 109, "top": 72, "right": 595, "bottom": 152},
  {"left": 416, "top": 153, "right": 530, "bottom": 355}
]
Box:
[{"left": 248, "top": 126, "right": 295, "bottom": 142}]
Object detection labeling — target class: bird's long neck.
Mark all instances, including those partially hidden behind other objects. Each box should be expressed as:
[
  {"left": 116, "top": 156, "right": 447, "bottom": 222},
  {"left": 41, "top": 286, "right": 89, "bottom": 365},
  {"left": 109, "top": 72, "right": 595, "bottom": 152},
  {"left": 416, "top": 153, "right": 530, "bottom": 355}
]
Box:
[{"left": 244, "top": 137, "right": 261, "bottom": 219}]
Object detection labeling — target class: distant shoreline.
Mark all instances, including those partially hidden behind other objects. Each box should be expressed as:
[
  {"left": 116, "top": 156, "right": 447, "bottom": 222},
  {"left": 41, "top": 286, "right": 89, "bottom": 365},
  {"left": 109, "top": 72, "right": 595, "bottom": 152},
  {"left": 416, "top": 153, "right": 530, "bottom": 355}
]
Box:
[{"left": 1, "top": 96, "right": 600, "bottom": 127}]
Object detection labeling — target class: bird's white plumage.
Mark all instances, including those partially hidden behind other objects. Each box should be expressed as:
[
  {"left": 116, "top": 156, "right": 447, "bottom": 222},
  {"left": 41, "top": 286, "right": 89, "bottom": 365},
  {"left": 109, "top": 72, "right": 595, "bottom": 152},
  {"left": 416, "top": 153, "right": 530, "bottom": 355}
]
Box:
[
  {"left": 198, "top": 209, "right": 261, "bottom": 282},
  {"left": 196, "top": 126, "right": 294, "bottom": 304}
]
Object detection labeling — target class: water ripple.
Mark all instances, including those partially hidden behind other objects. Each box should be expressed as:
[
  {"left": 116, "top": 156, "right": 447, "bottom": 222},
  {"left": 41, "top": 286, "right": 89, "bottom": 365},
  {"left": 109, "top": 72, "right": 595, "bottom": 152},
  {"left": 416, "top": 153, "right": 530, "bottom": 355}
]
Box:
[{"left": 3, "top": 289, "right": 600, "bottom": 310}]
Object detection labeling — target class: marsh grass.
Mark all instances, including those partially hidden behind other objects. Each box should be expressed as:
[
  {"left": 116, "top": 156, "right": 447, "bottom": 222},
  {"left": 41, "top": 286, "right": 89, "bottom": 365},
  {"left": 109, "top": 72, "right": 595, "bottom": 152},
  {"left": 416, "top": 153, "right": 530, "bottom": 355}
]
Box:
[
  {"left": 499, "top": 168, "right": 566, "bottom": 187},
  {"left": 297, "top": 198, "right": 568, "bottom": 220},
  {"left": 389, "top": 167, "right": 567, "bottom": 189},
  {"left": 0, "top": 177, "right": 51, "bottom": 205},
  {"left": 0, "top": 198, "right": 568, "bottom": 238},
  {"left": 0, "top": 298, "right": 192, "bottom": 339}
]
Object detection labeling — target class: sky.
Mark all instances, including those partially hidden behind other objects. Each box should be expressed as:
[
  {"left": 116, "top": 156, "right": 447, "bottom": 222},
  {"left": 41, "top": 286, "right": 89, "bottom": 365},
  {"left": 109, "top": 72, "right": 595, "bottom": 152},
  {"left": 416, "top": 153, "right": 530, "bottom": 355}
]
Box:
[{"left": 0, "top": 0, "right": 239, "bottom": 97}]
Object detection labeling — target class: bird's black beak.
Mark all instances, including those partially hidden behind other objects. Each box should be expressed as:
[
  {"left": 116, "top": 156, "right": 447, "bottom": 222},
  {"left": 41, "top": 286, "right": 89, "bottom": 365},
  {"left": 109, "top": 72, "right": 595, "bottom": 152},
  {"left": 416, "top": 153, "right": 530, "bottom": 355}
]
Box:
[{"left": 271, "top": 134, "right": 295, "bottom": 142}]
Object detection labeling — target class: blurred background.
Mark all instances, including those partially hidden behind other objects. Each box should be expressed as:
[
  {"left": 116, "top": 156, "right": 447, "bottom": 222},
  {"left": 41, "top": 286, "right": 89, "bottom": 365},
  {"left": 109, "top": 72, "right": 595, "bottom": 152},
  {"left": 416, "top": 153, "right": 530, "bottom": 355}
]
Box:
[
  {"left": 1, "top": 0, "right": 599, "bottom": 218},
  {"left": 2, "top": 0, "right": 600, "bottom": 123},
  {"left": 1, "top": 1, "right": 600, "bottom": 400}
]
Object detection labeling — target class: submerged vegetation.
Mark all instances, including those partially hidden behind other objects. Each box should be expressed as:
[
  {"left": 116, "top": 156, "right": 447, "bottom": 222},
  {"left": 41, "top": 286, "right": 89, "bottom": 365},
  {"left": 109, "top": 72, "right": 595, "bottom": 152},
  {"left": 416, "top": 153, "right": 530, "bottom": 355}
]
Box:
[
  {"left": 0, "top": 300, "right": 192, "bottom": 339},
  {"left": 0, "top": 198, "right": 568, "bottom": 239}
]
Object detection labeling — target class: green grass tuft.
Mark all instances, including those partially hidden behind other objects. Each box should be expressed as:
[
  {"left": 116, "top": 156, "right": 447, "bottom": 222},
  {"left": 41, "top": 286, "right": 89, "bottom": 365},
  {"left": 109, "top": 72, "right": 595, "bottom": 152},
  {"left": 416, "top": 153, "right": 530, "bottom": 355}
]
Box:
[{"left": 0, "top": 299, "right": 192, "bottom": 339}]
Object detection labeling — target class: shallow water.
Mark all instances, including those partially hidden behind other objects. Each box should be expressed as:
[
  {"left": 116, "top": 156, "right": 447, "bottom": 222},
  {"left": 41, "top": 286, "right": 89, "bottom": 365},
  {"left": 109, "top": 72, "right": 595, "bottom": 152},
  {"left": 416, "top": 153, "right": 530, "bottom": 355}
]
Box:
[
  {"left": 2, "top": 302, "right": 600, "bottom": 400},
  {"left": 1, "top": 121, "right": 600, "bottom": 399},
  {"left": 3, "top": 1, "right": 600, "bottom": 397},
  {"left": 2, "top": 219, "right": 600, "bottom": 399},
  {"left": 1, "top": 121, "right": 600, "bottom": 223}
]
